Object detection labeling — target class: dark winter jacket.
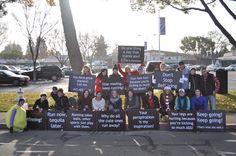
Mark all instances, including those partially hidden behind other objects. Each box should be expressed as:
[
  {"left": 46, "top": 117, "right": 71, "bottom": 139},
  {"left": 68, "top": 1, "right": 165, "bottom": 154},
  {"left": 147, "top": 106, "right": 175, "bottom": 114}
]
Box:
[
  {"left": 201, "top": 73, "right": 215, "bottom": 96},
  {"left": 143, "top": 95, "right": 159, "bottom": 109},
  {"left": 55, "top": 95, "right": 70, "bottom": 112},
  {"left": 188, "top": 74, "right": 202, "bottom": 98},
  {"left": 33, "top": 99, "right": 49, "bottom": 111}
]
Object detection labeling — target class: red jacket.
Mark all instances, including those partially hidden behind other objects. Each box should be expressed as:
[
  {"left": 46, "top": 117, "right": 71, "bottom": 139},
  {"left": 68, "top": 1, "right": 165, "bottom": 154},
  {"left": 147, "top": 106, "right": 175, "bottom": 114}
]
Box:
[
  {"left": 117, "top": 64, "right": 139, "bottom": 89},
  {"left": 95, "top": 76, "right": 102, "bottom": 93}
]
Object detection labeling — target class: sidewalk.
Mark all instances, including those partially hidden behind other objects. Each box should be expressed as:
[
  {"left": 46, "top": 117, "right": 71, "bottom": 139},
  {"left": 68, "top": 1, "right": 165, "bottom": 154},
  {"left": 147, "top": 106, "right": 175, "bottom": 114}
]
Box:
[{"left": 1, "top": 112, "right": 236, "bottom": 130}]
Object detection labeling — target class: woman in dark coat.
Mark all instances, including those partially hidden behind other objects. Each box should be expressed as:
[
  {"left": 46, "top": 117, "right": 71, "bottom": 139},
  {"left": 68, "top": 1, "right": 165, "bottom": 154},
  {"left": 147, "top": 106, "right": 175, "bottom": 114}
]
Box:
[
  {"left": 77, "top": 90, "right": 92, "bottom": 111},
  {"left": 143, "top": 87, "right": 159, "bottom": 109}
]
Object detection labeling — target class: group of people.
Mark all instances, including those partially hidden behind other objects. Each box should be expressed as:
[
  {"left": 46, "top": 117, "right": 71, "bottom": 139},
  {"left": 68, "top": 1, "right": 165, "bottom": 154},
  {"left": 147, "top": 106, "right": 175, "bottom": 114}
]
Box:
[{"left": 5, "top": 61, "right": 220, "bottom": 132}]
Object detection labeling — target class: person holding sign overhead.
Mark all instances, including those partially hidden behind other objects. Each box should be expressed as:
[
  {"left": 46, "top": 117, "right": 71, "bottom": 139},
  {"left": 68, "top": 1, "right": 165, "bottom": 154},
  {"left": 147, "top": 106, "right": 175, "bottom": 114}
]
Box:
[
  {"left": 125, "top": 89, "right": 140, "bottom": 111},
  {"left": 108, "top": 90, "right": 123, "bottom": 112},
  {"left": 92, "top": 91, "right": 106, "bottom": 111},
  {"left": 143, "top": 87, "right": 159, "bottom": 110},
  {"left": 33, "top": 92, "right": 49, "bottom": 112},
  {"left": 118, "top": 63, "right": 139, "bottom": 92},
  {"left": 77, "top": 90, "right": 93, "bottom": 111},
  {"left": 175, "top": 88, "right": 191, "bottom": 111},
  {"left": 191, "top": 89, "right": 208, "bottom": 111},
  {"left": 159, "top": 86, "right": 175, "bottom": 120}
]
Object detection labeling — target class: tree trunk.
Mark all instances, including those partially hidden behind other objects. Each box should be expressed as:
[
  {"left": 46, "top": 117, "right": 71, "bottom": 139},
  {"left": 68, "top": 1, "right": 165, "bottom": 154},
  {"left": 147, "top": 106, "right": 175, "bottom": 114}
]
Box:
[
  {"left": 199, "top": 0, "right": 236, "bottom": 48},
  {"left": 59, "top": 0, "right": 84, "bottom": 74},
  {"left": 28, "top": 39, "right": 37, "bottom": 81}
]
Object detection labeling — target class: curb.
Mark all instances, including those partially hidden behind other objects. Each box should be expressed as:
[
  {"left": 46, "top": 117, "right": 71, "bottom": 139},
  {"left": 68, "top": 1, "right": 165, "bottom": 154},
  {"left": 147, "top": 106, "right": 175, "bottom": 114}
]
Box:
[{"left": 1, "top": 122, "right": 236, "bottom": 131}]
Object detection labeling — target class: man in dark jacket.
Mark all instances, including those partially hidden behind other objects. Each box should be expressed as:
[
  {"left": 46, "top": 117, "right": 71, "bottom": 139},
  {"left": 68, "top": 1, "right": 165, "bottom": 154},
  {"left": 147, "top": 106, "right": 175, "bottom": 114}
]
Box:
[
  {"left": 188, "top": 68, "right": 202, "bottom": 98},
  {"left": 33, "top": 92, "right": 49, "bottom": 112},
  {"left": 201, "top": 67, "right": 219, "bottom": 110},
  {"left": 55, "top": 88, "right": 70, "bottom": 112}
]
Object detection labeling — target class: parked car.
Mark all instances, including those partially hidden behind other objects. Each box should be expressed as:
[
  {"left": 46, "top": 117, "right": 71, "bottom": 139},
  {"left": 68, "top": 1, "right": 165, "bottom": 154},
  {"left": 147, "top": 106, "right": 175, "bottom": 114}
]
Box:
[
  {"left": 0, "top": 64, "right": 23, "bottom": 74},
  {"left": 61, "top": 66, "right": 73, "bottom": 76},
  {"left": 21, "top": 65, "right": 63, "bottom": 81},
  {"left": 206, "top": 64, "right": 224, "bottom": 71},
  {"left": 144, "top": 61, "right": 162, "bottom": 74},
  {"left": 191, "top": 64, "right": 205, "bottom": 71},
  {"left": 225, "top": 64, "right": 236, "bottom": 71},
  {"left": 0, "top": 70, "right": 30, "bottom": 86}
]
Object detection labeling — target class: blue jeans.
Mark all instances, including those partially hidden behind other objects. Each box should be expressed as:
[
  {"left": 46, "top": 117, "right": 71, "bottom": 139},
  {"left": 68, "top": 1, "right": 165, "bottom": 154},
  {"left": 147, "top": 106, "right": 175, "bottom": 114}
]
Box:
[{"left": 207, "top": 95, "right": 216, "bottom": 110}]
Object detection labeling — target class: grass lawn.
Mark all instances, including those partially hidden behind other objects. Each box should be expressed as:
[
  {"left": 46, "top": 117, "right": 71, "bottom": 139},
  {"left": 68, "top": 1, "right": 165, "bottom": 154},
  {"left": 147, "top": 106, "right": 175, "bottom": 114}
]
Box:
[{"left": 0, "top": 91, "right": 236, "bottom": 112}]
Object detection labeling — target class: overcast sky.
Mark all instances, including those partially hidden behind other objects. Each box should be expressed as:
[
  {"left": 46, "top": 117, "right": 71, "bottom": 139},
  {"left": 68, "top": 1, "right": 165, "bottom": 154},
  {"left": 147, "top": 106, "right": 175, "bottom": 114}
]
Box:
[{"left": 1, "top": 0, "right": 236, "bottom": 53}]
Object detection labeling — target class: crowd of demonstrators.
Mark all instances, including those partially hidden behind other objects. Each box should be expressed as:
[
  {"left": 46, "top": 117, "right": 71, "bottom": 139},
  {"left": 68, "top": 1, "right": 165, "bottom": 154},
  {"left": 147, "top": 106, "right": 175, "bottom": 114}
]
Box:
[
  {"left": 6, "top": 61, "right": 224, "bottom": 133},
  {"left": 92, "top": 91, "right": 106, "bottom": 111},
  {"left": 77, "top": 89, "right": 92, "bottom": 111},
  {"left": 33, "top": 92, "right": 49, "bottom": 112}
]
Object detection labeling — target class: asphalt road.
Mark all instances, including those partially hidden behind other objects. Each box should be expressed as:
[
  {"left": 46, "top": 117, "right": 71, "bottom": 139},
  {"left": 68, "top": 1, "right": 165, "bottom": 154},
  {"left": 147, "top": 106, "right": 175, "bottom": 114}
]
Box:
[
  {"left": 0, "top": 71, "right": 236, "bottom": 93},
  {"left": 0, "top": 130, "right": 236, "bottom": 156}
]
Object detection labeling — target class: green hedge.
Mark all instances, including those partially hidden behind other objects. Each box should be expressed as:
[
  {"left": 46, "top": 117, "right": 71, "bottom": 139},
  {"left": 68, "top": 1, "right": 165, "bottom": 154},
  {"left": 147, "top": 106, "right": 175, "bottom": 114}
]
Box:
[{"left": 0, "top": 91, "right": 236, "bottom": 112}]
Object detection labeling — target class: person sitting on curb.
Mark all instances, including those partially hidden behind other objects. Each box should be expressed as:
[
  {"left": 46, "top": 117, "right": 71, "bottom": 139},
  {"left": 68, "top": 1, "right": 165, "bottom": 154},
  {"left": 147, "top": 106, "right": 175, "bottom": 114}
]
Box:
[
  {"left": 92, "top": 91, "right": 106, "bottom": 111},
  {"left": 5, "top": 99, "right": 27, "bottom": 133},
  {"left": 191, "top": 89, "right": 208, "bottom": 111},
  {"left": 108, "top": 90, "right": 123, "bottom": 112},
  {"left": 125, "top": 89, "right": 140, "bottom": 111},
  {"left": 33, "top": 92, "right": 49, "bottom": 112},
  {"left": 143, "top": 87, "right": 159, "bottom": 110},
  {"left": 175, "top": 88, "right": 191, "bottom": 111},
  {"left": 55, "top": 88, "right": 70, "bottom": 112}
]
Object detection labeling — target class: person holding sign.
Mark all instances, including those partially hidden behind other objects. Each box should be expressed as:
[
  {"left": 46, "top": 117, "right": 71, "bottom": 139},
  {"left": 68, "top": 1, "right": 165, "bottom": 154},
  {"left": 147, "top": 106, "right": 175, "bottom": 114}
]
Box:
[
  {"left": 95, "top": 68, "right": 108, "bottom": 93},
  {"left": 77, "top": 90, "right": 93, "bottom": 111},
  {"left": 159, "top": 86, "right": 175, "bottom": 119},
  {"left": 55, "top": 88, "right": 70, "bottom": 112},
  {"left": 143, "top": 87, "right": 159, "bottom": 110},
  {"left": 175, "top": 88, "right": 191, "bottom": 111},
  {"left": 188, "top": 68, "right": 202, "bottom": 98},
  {"left": 92, "top": 91, "right": 106, "bottom": 111},
  {"left": 108, "top": 90, "right": 123, "bottom": 112},
  {"left": 5, "top": 99, "right": 27, "bottom": 133},
  {"left": 125, "top": 89, "right": 140, "bottom": 111},
  {"left": 109, "top": 64, "right": 121, "bottom": 78},
  {"left": 33, "top": 92, "right": 49, "bottom": 112},
  {"left": 82, "top": 65, "right": 92, "bottom": 75},
  {"left": 118, "top": 63, "right": 139, "bottom": 92},
  {"left": 191, "top": 89, "right": 208, "bottom": 111},
  {"left": 177, "top": 61, "right": 190, "bottom": 93}
]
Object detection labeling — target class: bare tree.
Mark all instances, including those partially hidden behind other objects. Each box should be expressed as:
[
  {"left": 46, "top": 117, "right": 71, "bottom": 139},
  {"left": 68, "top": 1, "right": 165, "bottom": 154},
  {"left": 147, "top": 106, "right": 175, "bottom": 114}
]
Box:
[
  {"left": 48, "top": 28, "right": 69, "bottom": 67},
  {"left": 12, "top": 0, "right": 58, "bottom": 80},
  {"left": 78, "top": 33, "right": 96, "bottom": 66},
  {"left": 0, "top": 22, "right": 7, "bottom": 46}
]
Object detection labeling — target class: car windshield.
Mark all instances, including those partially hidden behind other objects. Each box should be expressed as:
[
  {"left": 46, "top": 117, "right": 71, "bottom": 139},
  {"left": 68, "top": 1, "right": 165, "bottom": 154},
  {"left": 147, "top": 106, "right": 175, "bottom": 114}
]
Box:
[
  {"left": 3, "top": 70, "right": 17, "bottom": 76},
  {"left": 8, "top": 65, "right": 18, "bottom": 70}
]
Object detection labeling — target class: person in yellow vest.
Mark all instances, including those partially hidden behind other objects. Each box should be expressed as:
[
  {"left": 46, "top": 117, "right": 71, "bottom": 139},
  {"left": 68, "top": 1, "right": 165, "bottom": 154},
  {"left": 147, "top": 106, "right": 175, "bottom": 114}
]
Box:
[{"left": 5, "top": 99, "right": 27, "bottom": 133}]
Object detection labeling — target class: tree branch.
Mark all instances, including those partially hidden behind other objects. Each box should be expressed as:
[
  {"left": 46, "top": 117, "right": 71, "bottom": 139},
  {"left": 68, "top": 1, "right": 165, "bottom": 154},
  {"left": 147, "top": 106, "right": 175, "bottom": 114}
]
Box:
[
  {"left": 169, "top": 3, "right": 206, "bottom": 13},
  {"left": 219, "top": 0, "right": 236, "bottom": 20}
]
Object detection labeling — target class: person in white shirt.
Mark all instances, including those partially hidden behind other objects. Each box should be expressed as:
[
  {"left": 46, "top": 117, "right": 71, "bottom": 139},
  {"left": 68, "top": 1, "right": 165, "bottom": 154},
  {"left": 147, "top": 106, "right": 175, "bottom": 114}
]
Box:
[{"left": 92, "top": 91, "right": 106, "bottom": 111}]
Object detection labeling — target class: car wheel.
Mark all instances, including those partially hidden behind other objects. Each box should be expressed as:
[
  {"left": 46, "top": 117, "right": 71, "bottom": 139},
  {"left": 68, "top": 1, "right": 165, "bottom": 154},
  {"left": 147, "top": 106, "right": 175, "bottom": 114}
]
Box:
[
  {"left": 13, "top": 80, "right": 19, "bottom": 86},
  {"left": 51, "top": 75, "right": 58, "bottom": 82}
]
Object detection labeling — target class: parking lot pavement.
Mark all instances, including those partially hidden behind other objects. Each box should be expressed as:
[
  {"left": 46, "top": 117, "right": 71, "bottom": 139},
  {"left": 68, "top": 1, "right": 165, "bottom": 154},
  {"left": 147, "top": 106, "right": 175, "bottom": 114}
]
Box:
[
  {"left": 0, "top": 77, "right": 70, "bottom": 93},
  {"left": 0, "top": 130, "right": 236, "bottom": 156}
]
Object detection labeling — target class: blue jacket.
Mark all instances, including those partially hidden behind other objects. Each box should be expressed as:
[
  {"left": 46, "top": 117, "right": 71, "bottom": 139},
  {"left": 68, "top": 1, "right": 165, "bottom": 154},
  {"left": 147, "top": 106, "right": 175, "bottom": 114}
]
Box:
[
  {"left": 175, "top": 96, "right": 191, "bottom": 111},
  {"left": 191, "top": 96, "right": 208, "bottom": 111}
]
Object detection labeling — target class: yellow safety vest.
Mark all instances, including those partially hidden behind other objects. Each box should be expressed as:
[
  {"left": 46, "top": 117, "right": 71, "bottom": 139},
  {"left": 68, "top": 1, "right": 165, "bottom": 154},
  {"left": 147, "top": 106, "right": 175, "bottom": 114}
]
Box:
[{"left": 5, "top": 105, "right": 27, "bottom": 131}]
